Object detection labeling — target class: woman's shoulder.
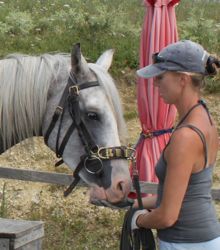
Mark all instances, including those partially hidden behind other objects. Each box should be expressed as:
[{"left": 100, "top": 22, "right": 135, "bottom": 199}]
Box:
[
  {"left": 165, "top": 126, "right": 201, "bottom": 160},
  {"left": 166, "top": 122, "right": 218, "bottom": 169},
  {"left": 170, "top": 125, "right": 202, "bottom": 146}
]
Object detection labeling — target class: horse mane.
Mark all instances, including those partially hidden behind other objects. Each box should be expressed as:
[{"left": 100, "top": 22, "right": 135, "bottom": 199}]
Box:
[
  {"left": 0, "top": 53, "right": 70, "bottom": 149},
  {"left": 0, "top": 53, "right": 126, "bottom": 150}
]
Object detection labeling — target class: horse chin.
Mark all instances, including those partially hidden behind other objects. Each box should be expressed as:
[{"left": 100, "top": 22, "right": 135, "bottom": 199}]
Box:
[
  {"left": 89, "top": 186, "right": 133, "bottom": 209},
  {"left": 90, "top": 198, "right": 134, "bottom": 209},
  {"left": 89, "top": 186, "right": 107, "bottom": 201}
]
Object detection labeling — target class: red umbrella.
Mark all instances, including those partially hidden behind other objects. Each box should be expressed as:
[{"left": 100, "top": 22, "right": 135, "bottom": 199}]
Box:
[{"left": 132, "top": 0, "right": 180, "bottom": 196}]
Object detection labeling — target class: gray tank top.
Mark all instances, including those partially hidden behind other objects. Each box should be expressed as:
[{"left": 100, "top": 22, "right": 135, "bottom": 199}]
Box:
[{"left": 155, "top": 124, "right": 220, "bottom": 243}]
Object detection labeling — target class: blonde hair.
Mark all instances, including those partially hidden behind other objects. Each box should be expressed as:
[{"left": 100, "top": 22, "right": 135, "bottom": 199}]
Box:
[{"left": 178, "top": 72, "right": 205, "bottom": 89}]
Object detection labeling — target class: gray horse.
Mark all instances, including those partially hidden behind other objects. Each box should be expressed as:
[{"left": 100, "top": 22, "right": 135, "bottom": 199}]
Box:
[{"left": 0, "top": 44, "right": 132, "bottom": 206}]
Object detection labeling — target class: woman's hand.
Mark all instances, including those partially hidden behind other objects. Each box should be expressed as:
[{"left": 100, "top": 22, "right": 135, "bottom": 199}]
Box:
[{"left": 131, "top": 209, "right": 149, "bottom": 230}]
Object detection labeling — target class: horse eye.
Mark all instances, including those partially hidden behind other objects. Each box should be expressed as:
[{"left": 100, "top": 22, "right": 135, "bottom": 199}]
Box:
[{"left": 87, "top": 112, "right": 99, "bottom": 121}]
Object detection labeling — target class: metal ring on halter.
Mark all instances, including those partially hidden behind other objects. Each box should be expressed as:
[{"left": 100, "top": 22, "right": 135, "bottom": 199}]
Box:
[
  {"left": 90, "top": 145, "right": 99, "bottom": 155},
  {"left": 126, "top": 147, "right": 136, "bottom": 160},
  {"left": 84, "top": 155, "right": 103, "bottom": 175}
]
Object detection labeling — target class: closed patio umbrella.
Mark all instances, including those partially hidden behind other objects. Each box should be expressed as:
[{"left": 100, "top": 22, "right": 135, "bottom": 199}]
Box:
[{"left": 133, "top": 0, "right": 180, "bottom": 196}]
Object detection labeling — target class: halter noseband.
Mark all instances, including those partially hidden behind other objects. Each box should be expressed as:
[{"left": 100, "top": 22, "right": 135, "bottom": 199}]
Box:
[{"left": 44, "top": 71, "right": 133, "bottom": 196}]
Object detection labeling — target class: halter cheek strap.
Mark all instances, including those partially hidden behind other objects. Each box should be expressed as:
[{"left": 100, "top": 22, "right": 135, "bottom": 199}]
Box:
[{"left": 44, "top": 73, "right": 99, "bottom": 152}]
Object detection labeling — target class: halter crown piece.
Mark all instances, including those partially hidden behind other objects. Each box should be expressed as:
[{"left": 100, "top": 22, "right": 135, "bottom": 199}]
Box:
[{"left": 44, "top": 71, "right": 134, "bottom": 196}]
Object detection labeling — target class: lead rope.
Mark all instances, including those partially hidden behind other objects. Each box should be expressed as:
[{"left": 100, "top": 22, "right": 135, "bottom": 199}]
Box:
[
  {"left": 132, "top": 156, "right": 155, "bottom": 250},
  {"left": 131, "top": 157, "right": 143, "bottom": 209},
  {"left": 120, "top": 152, "right": 156, "bottom": 250}
]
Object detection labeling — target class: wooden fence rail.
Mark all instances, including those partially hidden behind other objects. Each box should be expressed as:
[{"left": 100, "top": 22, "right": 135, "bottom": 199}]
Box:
[{"left": 0, "top": 166, "right": 220, "bottom": 200}]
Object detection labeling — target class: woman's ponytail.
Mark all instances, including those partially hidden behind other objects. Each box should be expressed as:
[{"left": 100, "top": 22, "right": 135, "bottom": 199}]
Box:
[{"left": 206, "top": 56, "right": 220, "bottom": 75}]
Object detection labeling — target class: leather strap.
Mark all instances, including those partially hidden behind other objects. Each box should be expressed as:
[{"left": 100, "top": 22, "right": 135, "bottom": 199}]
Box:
[
  {"left": 44, "top": 70, "right": 99, "bottom": 156},
  {"left": 64, "top": 158, "right": 85, "bottom": 197},
  {"left": 176, "top": 124, "right": 208, "bottom": 169}
]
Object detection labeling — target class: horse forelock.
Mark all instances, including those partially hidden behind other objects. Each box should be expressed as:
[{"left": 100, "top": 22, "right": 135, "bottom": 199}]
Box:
[
  {"left": 0, "top": 53, "right": 69, "bottom": 150},
  {"left": 88, "top": 63, "right": 127, "bottom": 144}
]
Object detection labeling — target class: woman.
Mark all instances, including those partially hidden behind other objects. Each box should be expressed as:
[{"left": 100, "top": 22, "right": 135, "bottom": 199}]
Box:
[{"left": 132, "top": 40, "right": 220, "bottom": 249}]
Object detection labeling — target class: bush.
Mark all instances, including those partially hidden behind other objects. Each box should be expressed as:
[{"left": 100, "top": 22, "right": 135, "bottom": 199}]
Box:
[
  {"left": 178, "top": 9, "right": 220, "bottom": 54},
  {"left": 0, "top": 0, "right": 219, "bottom": 81},
  {"left": 5, "top": 11, "right": 34, "bottom": 35},
  {"left": 0, "top": 0, "right": 143, "bottom": 73}
]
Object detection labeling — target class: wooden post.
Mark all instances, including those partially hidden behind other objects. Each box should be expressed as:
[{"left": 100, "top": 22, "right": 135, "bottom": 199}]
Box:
[{"left": 0, "top": 218, "right": 44, "bottom": 250}]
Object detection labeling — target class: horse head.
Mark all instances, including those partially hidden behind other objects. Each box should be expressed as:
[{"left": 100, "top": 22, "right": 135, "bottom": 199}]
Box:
[{"left": 43, "top": 44, "right": 132, "bottom": 206}]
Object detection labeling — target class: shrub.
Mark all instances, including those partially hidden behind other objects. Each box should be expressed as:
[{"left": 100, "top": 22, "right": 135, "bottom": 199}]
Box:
[
  {"left": 5, "top": 11, "right": 34, "bottom": 35},
  {"left": 178, "top": 9, "right": 220, "bottom": 54},
  {"left": 0, "top": 0, "right": 219, "bottom": 81}
]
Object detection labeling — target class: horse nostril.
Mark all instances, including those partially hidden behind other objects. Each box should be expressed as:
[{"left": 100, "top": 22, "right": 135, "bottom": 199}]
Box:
[
  {"left": 105, "top": 179, "right": 131, "bottom": 204},
  {"left": 117, "top": 181, "right": 124, "bottom": 192}
]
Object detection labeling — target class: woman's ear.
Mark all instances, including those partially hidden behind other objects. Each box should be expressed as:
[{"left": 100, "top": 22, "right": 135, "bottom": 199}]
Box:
[{"left": 179, "top": 73, "right": 191, "bottom": 87}]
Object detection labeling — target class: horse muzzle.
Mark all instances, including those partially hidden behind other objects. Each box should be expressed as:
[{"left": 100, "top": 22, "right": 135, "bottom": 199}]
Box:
[{"left": 89, "top": 176, "right": 132, "bottom": 207}]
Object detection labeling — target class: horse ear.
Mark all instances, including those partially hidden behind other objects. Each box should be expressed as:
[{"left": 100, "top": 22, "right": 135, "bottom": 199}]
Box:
[
  {"left": 71, "top": 43, "right": 90, "bottom": 74},
  {"left": 71, "top": 43, "right": 81, "bottom": 74},
  {"left": 96, "top": 49, "right": 115, "bottom": 71}
]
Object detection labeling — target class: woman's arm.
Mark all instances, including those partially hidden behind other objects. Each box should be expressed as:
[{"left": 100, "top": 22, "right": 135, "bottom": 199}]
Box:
[
  {"left": 135, "top": 128, "right": 202, "bottom": 229},
  {"left": 133, "top": 196, "right": 157, "bottom": 210}
]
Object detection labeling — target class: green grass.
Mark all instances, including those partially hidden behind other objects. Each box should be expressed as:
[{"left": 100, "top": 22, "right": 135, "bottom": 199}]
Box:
[
  {"left": 124, "top": 110, "right": 139, "bottom": 121},
  {"left": 204, "top": 76, "right": 220, "bottom": 93},
  {"left": 0, "top": 183, "right": 7, "bottom": 218},
  {"left": 23, "top": 193, "right": 126, "bottom": 250},
  {"left": 176, "top": 1, "right": 220, "bottom": 54},
  {"left": 0, "top": 0, "right": 218, "bottom": 78},
  {"left": 0, "top": 0, "right": 143, "bottom": 74}
]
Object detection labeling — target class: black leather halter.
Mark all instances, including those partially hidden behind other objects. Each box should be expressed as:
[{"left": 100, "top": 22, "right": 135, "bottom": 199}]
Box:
[{"left": 44, "top": 71, "right": 133, "bottom": 196}]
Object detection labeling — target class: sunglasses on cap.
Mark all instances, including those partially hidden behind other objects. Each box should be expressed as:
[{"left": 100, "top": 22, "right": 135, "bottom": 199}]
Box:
[
  {"left": 152, "top": 53, "right": 166, "bottom": 64},
  {"left": 152, "top": 52, "right": 187, "bottom": 69}
]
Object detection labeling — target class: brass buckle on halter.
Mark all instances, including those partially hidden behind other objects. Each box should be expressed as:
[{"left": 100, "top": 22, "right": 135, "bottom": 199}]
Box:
[
  {"left": 55, "top": 106, "right": 63, "bottom": 115},
  {"left": 97, "top": 146, "right": 136, "bottom": 160},
  {"left": 97, "top": 147, "right": 112, "bottom": 159},
  {"left": 69, "top": 85, "right": 79, "bottom": 96}
]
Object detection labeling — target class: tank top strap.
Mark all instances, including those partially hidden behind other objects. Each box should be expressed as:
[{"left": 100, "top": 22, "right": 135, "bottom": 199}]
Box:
[
  {"left": 198, "top": 99, "right": 213, "bottom": 126},
  {"left": 176, "top": 124, "right": 208, "bottom": 169}
]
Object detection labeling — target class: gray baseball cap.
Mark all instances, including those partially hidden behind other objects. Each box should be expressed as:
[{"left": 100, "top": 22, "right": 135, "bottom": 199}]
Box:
[{"left": 137, "top": 40, "right": 209, "bottom": 79}]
